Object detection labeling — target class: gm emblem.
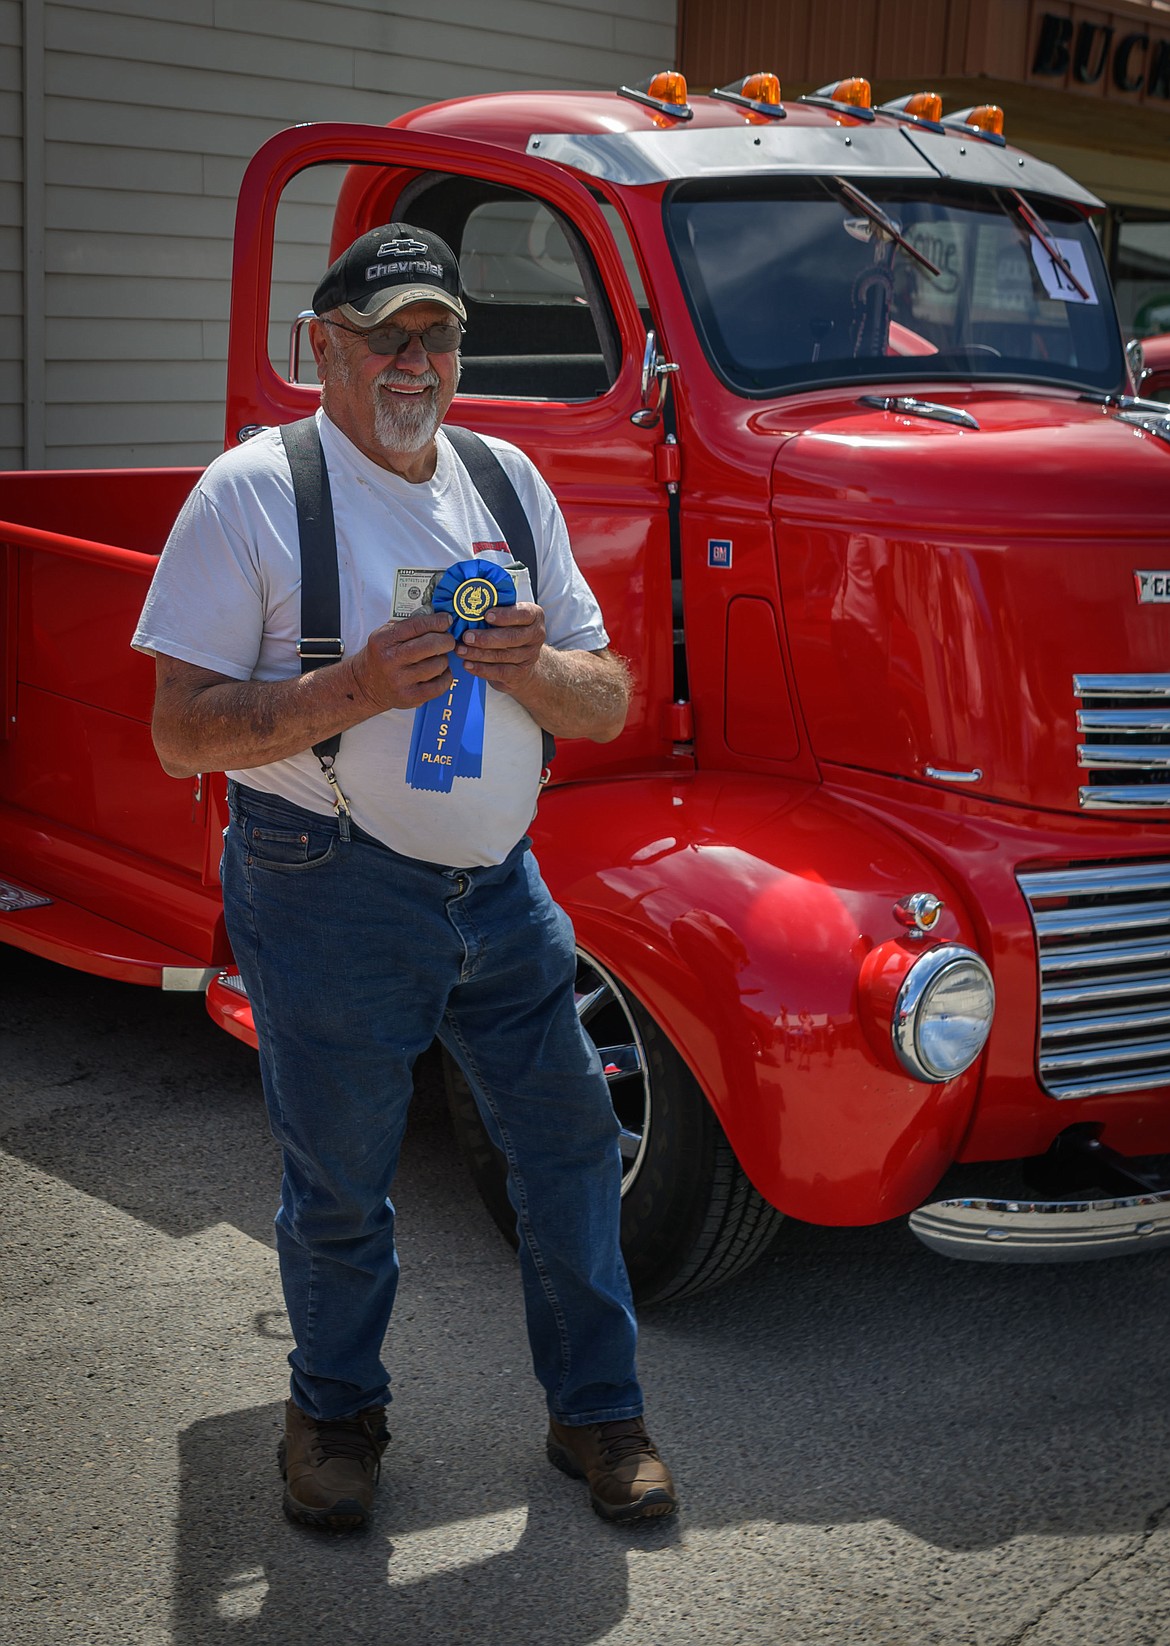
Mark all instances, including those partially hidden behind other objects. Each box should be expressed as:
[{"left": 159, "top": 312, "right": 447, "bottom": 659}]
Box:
[
  {"left": 453, "top": 578, "right": 497, "bottom": 621},
  {"left": 1135, "top": 571, "right": 1170, "bottom": 603}
]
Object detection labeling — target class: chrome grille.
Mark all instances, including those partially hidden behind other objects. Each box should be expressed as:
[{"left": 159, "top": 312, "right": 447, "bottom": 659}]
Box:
[
  {"left": 1074, "top": 674, "right": 1170, "bottom": 809},
  {"left": 1018, "top": 860, "right": 1170, "bottom": 1100}
]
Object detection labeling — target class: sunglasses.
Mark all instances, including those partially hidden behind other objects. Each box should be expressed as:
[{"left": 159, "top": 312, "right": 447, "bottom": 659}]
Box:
[{"left": 323, "top": 317, "right": 465, "bottom": 355}]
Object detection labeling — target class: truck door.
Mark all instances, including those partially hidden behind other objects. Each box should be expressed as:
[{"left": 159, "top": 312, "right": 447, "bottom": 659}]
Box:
[{"left": 226, "top": 125, "right": 678, "bottom": 782}]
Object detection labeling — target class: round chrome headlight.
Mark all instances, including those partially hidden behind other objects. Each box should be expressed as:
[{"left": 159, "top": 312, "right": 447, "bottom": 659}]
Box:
[{"left": 892, "top": 943, "right": 995, "bottom": 1082}]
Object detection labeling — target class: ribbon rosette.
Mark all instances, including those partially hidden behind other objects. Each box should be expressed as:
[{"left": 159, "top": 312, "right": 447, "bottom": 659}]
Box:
[{"left": 405, "top": 558, "right": 516, "bottom": 792}]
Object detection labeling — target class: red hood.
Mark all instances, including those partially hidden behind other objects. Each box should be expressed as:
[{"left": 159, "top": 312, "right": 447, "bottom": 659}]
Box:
[{"left": 771, "top": 390, "right": 1170, "bottom": 817}]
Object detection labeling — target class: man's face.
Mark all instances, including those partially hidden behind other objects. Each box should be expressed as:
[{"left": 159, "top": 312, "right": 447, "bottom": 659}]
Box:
[{"left": 309, "top": 301, "right": 461, "bottom": 472}]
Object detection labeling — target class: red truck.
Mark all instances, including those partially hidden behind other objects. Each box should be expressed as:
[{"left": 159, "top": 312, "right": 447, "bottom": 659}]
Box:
[{"left": 5, "top": 70, "right": 1170, "bottom": 1302}]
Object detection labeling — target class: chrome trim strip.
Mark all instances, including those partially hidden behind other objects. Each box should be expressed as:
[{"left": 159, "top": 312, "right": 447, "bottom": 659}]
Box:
[
  {"left": 1039, "top": 935, "right": 1170, "bottom": 973},
  {"left": 1077, "top": 710, "right": 1170, "bottom": 732},
  {"left": 1040, "top": 1035, "right": 1170, "bottom": 1073},
  {"left": 1080, "top": 785, "right": 1170, "bottom": 808},
  {"left": 1019, "top": 861, "right": 1170, "bottom": 898},
  {"left": 1041, "top": 1004, "right": 1170, "bottom": 1039},
  {"left": 1043, "top": 1069, "right": 1170, "bottom": 1100},
  {"left": 1078, "top": 746, "right": 1170, "bottom": 768},
  {"left": 909, "top": 1189, "right": 1170, "bottom": 1263},
  {"left": 1031, "top": 900, "right": 1170, "bottom": 937},
  {"left": 1042, "top": 970, "right": 1170, "bottom": 1006},
  {"left": 1074, "top": 673, "right": 1170, "bottom": 697}
]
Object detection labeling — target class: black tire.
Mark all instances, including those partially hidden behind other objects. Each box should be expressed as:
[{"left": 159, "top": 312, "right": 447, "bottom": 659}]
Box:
[{"left": 442, "top": 951, "right": 784, "bottom": 1304}]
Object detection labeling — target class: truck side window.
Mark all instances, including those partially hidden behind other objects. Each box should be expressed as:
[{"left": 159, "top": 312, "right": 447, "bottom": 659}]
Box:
[
  {"left": 598, "top": 201, "right": 650, "bottom": 317},
  {"left": 396, "top": 176, "right": 620, "bottom": 401}
]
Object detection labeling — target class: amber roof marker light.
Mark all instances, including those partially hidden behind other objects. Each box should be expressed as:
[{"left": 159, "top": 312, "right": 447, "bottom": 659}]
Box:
[
  {"left": 879, "top": 91, "right": 944, "bottom": 131},
  {"left": 711, "top": 71, "right": 787, "bottom": 119},
  {"left": 619, "top": 70, "right": 694, "bottom": 121},
  {"left": 801, "top": 76, "right": 876, "bottom": 120},
  {"left": 942, "top": 104, "right": 1006, "bottom": 145}
]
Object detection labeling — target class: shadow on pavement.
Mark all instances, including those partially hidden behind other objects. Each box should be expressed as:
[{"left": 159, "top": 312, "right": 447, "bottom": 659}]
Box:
[
  {"left": 5, "top": 947, "right": 1170, "bottom": 1596},
  {"left": 172, "top": 1403, "right": 657, "bottom": 1646}
]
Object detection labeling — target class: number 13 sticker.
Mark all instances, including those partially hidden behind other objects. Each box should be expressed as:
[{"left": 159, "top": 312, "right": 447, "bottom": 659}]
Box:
[{"left": 1030, "top": 236, "right": 1098, "bottom": 305}]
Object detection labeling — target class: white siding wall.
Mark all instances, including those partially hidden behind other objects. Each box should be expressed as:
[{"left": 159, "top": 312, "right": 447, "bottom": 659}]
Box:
[
  {"left": 0, "top": 1, "right": 22, "bottom": 466},
  {"left": 7, "top": 0, "right": 677, "bottom": 468}
]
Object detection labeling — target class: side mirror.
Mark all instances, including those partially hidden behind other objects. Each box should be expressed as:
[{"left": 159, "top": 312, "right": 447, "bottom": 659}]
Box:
[
  {"left": 631, "top": 329, "right": 679, "bottom": 427},
  {"left": 1126, "top": 336, "right": 1145, "bottom": 392}
]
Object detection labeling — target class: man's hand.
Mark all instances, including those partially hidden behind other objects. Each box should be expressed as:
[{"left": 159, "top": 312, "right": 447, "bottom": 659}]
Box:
[
  {"left": 351, "top": 610, "right": 456, "bottom": 711},
  {"left": 458, "top": 605, "right": 630, "bottom": 744},
  {"left": 455, "top": 602, "right": 546, "bottom": 694}
]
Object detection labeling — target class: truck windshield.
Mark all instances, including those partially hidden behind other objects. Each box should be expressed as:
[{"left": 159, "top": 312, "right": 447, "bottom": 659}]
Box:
[{"left": 666, "top": 179, "right": 1125, "bottom": 396}]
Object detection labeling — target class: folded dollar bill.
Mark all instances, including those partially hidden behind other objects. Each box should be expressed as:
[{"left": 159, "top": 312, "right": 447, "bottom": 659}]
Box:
[{"left": 392, "top": 562, "right": 532, "bottom": 619}]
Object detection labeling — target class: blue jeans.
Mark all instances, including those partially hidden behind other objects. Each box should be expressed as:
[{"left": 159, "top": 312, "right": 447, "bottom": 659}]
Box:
[{"left": 221, "top": 782, "right": 642, "bottom": 1426}]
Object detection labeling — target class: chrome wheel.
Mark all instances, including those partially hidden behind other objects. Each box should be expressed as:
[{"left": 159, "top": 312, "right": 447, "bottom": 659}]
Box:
[
  {"left": 444, "top": 949, "right": 784, "bottom": 1303},
  {"left": 574, "top": 951, "right": 650, "bottom": 1193}
]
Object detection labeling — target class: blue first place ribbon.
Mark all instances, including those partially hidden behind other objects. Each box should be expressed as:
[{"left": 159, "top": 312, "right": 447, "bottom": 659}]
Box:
[{"left": 405, "top": 558, "right": 516, "bottom": 793}]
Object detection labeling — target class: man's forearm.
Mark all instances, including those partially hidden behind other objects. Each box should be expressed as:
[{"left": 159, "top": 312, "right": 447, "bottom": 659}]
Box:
[
  {"left": 152, "top": 659, "right": 378, "bottom": 778},
  {"left": 508, "top": 647, "right": 630, "bottom": 743},
  {"left": 152, "top": 611, "right": 460, "bottom": 778}
]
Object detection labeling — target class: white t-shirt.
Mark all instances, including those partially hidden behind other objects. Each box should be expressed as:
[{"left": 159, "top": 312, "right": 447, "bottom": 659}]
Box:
[{"left": 133, "top": 410, "right": 609, "bottom": 868}]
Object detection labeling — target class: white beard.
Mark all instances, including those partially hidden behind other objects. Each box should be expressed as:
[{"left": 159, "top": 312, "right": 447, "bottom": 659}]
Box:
[{"left": 370, "top": 368, "right": 442, "bottom": 453}]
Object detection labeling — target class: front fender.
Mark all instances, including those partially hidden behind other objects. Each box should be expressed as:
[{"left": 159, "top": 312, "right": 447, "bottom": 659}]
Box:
[{"left": 531, "top": 771, "right": 987, "bottom": 1225}]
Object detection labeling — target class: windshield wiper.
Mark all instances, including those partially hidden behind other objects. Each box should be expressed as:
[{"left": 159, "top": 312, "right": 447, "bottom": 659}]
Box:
[
  {"left": 829, "top": 177, "right": 942, "bottom": 276},
  {"left": 1007, "top": 189, "right": 1091, "bottom": 300}
]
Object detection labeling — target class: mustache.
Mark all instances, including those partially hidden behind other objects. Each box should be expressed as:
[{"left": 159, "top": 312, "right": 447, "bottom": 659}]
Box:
[{"left": 374, "top": 366, "right": 440, "bottom": 391}]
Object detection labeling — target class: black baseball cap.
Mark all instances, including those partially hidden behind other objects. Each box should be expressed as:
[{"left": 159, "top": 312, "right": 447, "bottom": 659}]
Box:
[{"left": 312, "top": 223, "right": 467, "bottom": 328}]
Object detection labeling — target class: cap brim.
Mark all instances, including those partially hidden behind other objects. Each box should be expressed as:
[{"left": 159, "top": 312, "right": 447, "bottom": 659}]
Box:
[{"left": 340, "top": 286, "right": 467, "bottom": 326}]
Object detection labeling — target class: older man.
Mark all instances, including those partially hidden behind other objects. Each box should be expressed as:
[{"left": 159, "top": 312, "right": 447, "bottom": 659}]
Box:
[{"left": 133, "top": 224, "right": 675, "bottom": 1529}]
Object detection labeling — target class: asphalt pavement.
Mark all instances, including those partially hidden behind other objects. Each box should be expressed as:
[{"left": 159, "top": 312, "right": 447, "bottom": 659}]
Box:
[{"left": 3, "top": 946, "right": 1169, "bottom": 1646}]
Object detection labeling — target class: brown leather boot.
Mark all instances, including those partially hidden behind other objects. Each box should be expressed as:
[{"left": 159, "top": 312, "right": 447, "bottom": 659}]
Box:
[
  {"left": 546, "top": 1416, "right": 677, "bottom": 1522},
  {"left": 278, "top": 1399, "right": 390, "bottom": 1530}
]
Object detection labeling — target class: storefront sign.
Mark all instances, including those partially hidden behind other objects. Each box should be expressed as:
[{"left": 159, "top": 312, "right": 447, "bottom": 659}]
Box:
[{"left": 1032, "top": 10, "right": 1170, "bottom": 100}]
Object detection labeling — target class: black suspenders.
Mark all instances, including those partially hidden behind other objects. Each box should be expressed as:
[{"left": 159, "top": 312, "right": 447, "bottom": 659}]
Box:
[
  {"left": 279, "top": 417, "right": 554, "bottom": 793},
  {"left": 443, "top": 423, "right": 539, "bottom": 589},
  {"left": 280, "top": 419, "right": 344, "bottom": 768}
]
